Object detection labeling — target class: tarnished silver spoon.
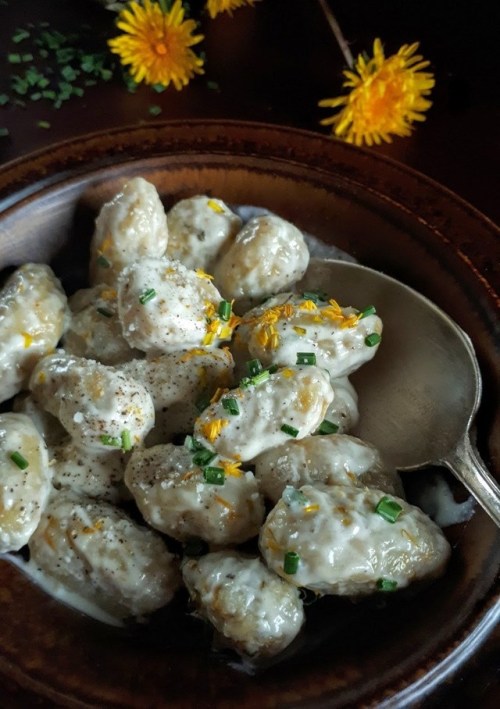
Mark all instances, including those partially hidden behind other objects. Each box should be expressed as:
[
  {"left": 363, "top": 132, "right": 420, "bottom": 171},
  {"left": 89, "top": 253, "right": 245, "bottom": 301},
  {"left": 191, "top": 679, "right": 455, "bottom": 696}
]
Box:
[{"left": 300, "top": 258, "right": 500, "bottom": 527}]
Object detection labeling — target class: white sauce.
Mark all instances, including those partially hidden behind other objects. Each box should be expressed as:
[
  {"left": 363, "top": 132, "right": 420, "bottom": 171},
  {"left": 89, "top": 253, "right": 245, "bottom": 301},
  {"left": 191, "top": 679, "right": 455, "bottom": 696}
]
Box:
[{"left": 2, "top": 552, "right": 123, "bottom": 626}]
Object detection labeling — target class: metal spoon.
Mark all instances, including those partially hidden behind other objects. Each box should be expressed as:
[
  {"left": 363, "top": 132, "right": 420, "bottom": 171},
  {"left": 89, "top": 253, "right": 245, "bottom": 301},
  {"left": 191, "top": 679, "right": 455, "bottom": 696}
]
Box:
[{"left": 300, "top": 258, "right": 500, "bottom": 527}]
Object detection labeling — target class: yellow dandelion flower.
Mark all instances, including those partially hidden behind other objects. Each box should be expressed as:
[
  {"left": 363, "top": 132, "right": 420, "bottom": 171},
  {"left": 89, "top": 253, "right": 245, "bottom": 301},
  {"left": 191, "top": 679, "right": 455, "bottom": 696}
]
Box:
[
  {"left": 206, "top": 0, "right": 258, "bottom": 20},
  {"left": 108, "top": 0, "right": 204, "bottom": 89},
  {"left": 319, "top": 39, "right": 435, "bottom": 146}
]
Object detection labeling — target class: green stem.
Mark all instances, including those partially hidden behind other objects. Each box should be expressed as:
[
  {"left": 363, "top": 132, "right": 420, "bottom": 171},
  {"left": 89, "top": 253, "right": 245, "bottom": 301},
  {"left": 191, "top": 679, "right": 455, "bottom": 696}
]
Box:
[{"left": 317, "top": 0, "right": 354, "bottom": 69}]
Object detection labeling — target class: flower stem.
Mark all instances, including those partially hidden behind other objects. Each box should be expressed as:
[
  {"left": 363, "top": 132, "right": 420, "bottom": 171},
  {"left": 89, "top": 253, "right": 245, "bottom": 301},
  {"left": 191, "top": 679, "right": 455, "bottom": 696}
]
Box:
[{"left": 317, "top": 0, "right": 354, "bottom": 69}]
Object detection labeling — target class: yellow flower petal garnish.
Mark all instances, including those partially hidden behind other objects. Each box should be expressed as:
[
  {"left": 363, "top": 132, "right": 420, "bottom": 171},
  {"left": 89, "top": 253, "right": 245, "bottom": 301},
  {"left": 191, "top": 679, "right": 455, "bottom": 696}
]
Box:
[
  {"left": 196, "top": 268, "right": 214, "bottom": 280},
  {"left": 220, "top": 459, "right": 243, "bottom": 477},
  {"left": 108, "top": 0, "right": 204, "bottom": 90},
  {"left": 22, "top": 332, "right": 33, "bottom": 348},
  {"left": 201, "top": 418, "right": 229, "bottom": 443},
  {"left": 206, "top": 0, "right": 258, "bottom": 19},
  {"left": 206, "top": 198, "right": 224, "bottom": 213},
  {"left": 319, "top": 39, "right": 435, "bottom": 146}
]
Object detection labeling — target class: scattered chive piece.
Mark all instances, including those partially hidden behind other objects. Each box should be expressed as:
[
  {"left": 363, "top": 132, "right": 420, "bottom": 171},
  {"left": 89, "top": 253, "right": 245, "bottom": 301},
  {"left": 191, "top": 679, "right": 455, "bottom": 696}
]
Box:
[
  {"left": 0, "top": 128, "right": 9, "bottom": 137},
  {"left": 203, "top": 466, "right": 225, "bottom": 485},
  {"left": 302, "top": 290, "right": 327, "bottom": 303},
  {"left": 251, "top": 370, "right": 270, "bottom": 386},
  {"left": 376, "top": 578, "right": 398, "bottom": 592},
  {"left": 246, "top": 358, "right": 263, "bottom": 377},
  {"left": 13, "top": 29, "right": 31, "bottom": 43},
  {"left": 148, "top": 104, "right": 162, "bottom": 116},
  {"left": 21, "top": 53, "right": 34, "bottom": 62},
  {"left": 8, "top": 53, "right": 22, "bottom": 64},
  {"left": 283, "top": 487, "right": 308, "bottom": 506},
  {"left": 152, "top": 83, "right": 166, "bottom": 93},
  {"left": 218, "top": 300, "right": 231, "bottom": 321},
  {"left": 267, "top": 364, "right": 279, "bottom": 374},
  {"left": 284, "top": 551, "right": 300, "bottom": 574},
  {"left": 222, "top": 397, "right": 240, "bottom": 415},
  {"left": 317, "top": 419, "right": 339, "bottom": 435},
  {"left": 121, "top": 430, "right": 132, "bottom": 452},
  {"left": 193, "top": 449, "right": 217, "bottom": 467},
  {"left": 10, "top": 451, "right": 29, "bottom": 470},
  {"left": 97, "top": 255, "right": 111, "bottom": 268},
  {"left": 296, "top": 352, "right": 316, "bottom": 366},
  {"left": 195, "top": 393, "right": 211, "bottom": 413},
  {"left": 30, "top": 92, "right": 42, "bottom": 101},
  {"left": 0, "top": 94, "right": 9, "bottom": 106},
  {"left": 100, "top": 434, "right": 121, "bottom": 447},
  {"left": 375, "top": 496, "right": 403, "bottom": 523},
  {"left": 206, "top": 80, "right": 220, "bottom": 91},
  {"left": 184, "top": 435, "right": 205, "bottom": 452},
  {"left": 365, "top": 333, "right": 382, "bottom": 347},
  {"left": 359, "top": 305, "right": 376, "bottom": 319},
  {"left": 96, "top": 307, "right": 113, "bottom": 318},
  {"left": 239, "top": 376, "right": 252, "bottom": 389},
  {"left": 37, "top": 120, "right": 51, "bottom": 129},
  {"left": 281, "top": 423, "right": 299, "bottom": 438},
  {"left": 139, "top": 288, "right": 156, "bottom": 305}
]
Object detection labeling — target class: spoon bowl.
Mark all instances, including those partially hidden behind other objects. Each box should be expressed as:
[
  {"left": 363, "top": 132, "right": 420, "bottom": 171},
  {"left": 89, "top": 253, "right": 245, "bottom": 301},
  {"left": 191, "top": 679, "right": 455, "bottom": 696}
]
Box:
[{"left": 301, "top": 258, "right": 500, "bottom": 526}]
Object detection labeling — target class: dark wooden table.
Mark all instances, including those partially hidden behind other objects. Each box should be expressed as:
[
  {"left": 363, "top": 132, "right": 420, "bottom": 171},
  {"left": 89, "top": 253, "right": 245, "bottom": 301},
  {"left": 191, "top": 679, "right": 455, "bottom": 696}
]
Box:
[{"left": 1, "top": 1, "right": 499, "bottom": 706}]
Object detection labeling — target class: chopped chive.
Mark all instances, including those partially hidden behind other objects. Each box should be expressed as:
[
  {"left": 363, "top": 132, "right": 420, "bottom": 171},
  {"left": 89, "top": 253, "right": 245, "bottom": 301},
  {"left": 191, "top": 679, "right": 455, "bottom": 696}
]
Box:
[
  {"left": 100, "top": 68, "right": 113, "bottom": 81},
  {"left": 281, "top": 423, "right": 299, "bottom": 438},
  {"left": 100, "top": 434, "right": 121, "bottom": 447},
  {"left": 267, "top": 364, "right": 279, "bottom": 374},
  {"left": 365, "top": 333, "right": 382, "bottom": 347},
  {"left": 239, "top": 376, "right": 252, "bottom": 389},
  {"left": 41, "top": 90, "right": 56, "bottom": 100},
  {"left": 284, "top": 551, "right": 300, "bottom": 574},
  {"left": 152, "top": 83, "right": 167, "bottom": 93},
  {"left": 246, "top": 358, "right": 263, "bottom": 377},
  {"left": 30, "top": 92, "right": 42, "bottom": 101},
  {"left": 184, "top": 435, "right": 205, "bottom": 452},
  {"left": 96, "top": 307, "right": 113, "bottom": 318},
  {"left": 218, "top": 300, "right": 231, "bottom": 321},
  {"left": 251, "top": 370, "right": 270, "bottom": 386},
  {"left": 21, "top": 54, "right": 34, "bottom": 62},
  {"left": 121, "top": 430, "right": 132, "bottom": 452},
  {"left": 139, "top": 288, "right": 156, "bottom": 305},
  {"left": 13, "top": 29, "right": 31, "bottom": 43},
  {"left": 37, "top": 120, "right": 51, "bottom": 129},
  {"left": 296, "top": 352, "right": 316, "bottom": 366},
  {"left": 0, "top": 128, "right": 9, "bottom": 137},
  {"left": 0, "top": 94, "right": 9, "bottom": 106},
  {"left": 375, "top": 496, "right": 403, "bottom": 523},
  {"left": 222, "top": 397, "right": 240, "bottom": 415},
  {"left": 283, "top": 487, "right": 308, "bottom": 506},
  {"left": 317, "top": 419, "right": 339, "bottom": 435},
  {"left": 302, "top": 290, "right": 327, "bottom": 303},
  {"left": 96, "top": 255, "right": 111, "bottom": 269},
  {"left": 148, "top": 104, "right": 162, "bottom": 116},
  {"left": 10, "top": 451, "right": 29, "bottom": 470},
  {"left": 376, "top": 578, "right": 398, "bottom": 592},
  {"left": 206, "top": 80, "right": 220, "bottom": 91},
  {"left": 195, "top": 393, "right": 211, "bottom": 413},
  {"left": 203, "top": 466, "right": 225, "bottom": 485},
  {"left": 193, "top": 449, "right": 217, "bottom": 467},
  {"left": 359, "top": 305, "right": 377, "bottom": 319},
  {"left": 8, "top": 54, "right": 22, "bottom": 64}
]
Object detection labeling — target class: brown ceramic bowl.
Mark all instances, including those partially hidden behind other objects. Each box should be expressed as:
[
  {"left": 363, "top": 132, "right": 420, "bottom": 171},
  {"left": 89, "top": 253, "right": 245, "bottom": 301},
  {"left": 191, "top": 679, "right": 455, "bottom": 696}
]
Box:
[{"left": 0, "top": 120, "right": 498, "bottom": 708}]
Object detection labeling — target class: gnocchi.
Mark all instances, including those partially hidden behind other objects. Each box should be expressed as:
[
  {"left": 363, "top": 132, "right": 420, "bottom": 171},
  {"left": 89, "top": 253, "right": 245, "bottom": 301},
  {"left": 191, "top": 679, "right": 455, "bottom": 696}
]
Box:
[{"left": 0, "top": 179, "right": 453, "bottom": 662}]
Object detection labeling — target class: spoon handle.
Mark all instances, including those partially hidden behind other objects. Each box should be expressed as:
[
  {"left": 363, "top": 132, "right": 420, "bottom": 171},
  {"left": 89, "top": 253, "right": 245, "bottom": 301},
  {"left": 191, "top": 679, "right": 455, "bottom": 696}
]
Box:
[{"left": 443, "top": 436, "right": 500, "bottom": 527}]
